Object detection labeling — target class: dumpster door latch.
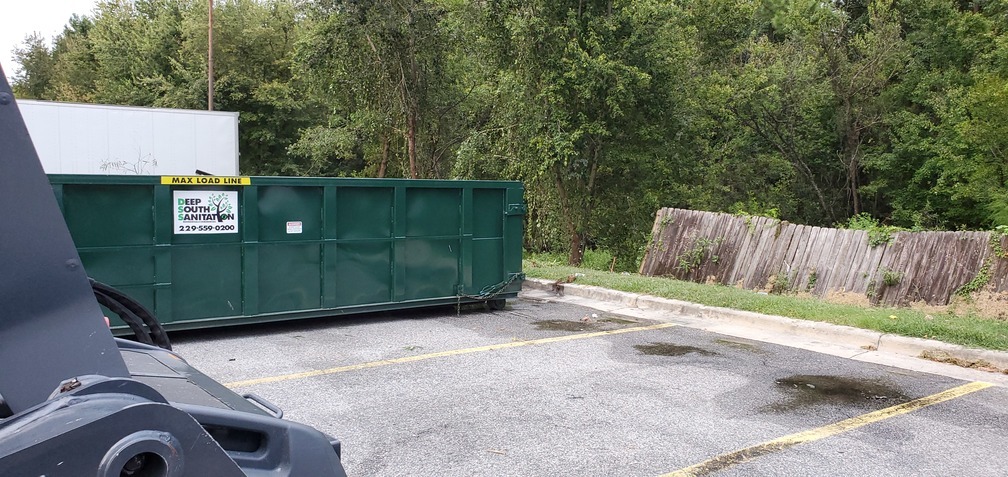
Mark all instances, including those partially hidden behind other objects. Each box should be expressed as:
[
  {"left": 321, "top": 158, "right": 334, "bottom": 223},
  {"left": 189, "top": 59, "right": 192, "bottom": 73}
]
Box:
[{"left": 505, "top": 204, "right": 527, "bottom": 216}]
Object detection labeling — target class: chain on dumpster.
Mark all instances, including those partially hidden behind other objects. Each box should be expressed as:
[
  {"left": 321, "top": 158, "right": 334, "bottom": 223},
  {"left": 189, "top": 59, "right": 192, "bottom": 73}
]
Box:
[{"left": 456, "top": 272, "right": 525, "bottom": 312}]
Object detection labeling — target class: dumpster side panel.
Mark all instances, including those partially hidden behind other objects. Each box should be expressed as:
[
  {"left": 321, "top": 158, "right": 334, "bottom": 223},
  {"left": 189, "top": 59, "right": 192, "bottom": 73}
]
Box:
[
  {"left": 255, "top": 186, "right": 324, "bottom": 313},
  {"left": 63, "top": 184, "right": 154, "bottom": 247},
  {"left": 61, "top": 183, "right": 159, "bottom": 325},
  {"left": 171, "top": 245, "right": 243, "bottom": 321},
  {"left": 50, "top": 175, "right": 523, "bottom": 331},
  {"left": 472, "top": 189, "right": 505, "bottom": 238},
  {"left": 405, "top": 188, "right": 460, "bottom": 237},
  {"left": 401, "top": 238, "right": 460, "bottom": 300},
  {"left": 336, "top": 187, "right": 393, "bottom": 239},
  {"left": 78, "top": 248, "right": 156, "bottom": 289},
  {"left": 257, "top": 186, "right": 323, "bottom": 242},
  {"left": 471, "top": 189, "right": 506, "bottom": 292},
  {"left": 332, "top": 186, "right": 395, "bottom": 306},
  {"left": 504, "top": 185, "right": 525, "bottom": 288},
  {"left": 258, "top": 243, "right": 322, "bottom": 313},
  {"left": 335, "top": 242, "right": 393, "bottom": 306}
]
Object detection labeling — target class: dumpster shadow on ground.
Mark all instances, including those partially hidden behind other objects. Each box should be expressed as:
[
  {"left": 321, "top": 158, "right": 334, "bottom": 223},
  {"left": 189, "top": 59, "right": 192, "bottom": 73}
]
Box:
[{"left": 168, "top": 302, "right": 493, "bottom": 344}]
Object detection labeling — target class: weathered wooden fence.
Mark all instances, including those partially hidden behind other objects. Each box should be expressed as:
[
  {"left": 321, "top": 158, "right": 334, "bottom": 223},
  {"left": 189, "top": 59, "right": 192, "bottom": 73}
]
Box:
[{"left": 639, "top": 208, "right": 1008, "bottom": 306}]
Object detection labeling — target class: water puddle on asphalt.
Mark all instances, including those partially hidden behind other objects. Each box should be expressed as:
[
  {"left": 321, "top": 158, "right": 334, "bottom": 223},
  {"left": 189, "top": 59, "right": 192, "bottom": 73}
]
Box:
[
  {"left": 599, "top": 317, "right": 639, "bottom": 325},
  {"left": 634, "top": 342, "right": 718, "bottom": 357},
  {"left": 532, "top": 320, "right": 600, "bottom": 332},
  {"left": 714, "top": 338, "right": 763, "bottom": 353},
  {"left": 768, "top": 375, "right": 910, "bottom": 412}
]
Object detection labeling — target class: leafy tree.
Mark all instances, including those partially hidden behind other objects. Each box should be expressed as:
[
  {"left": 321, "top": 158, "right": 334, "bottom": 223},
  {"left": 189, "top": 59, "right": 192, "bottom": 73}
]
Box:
[
  {"left": 13, "top": 0, "right": 1008, "bottom": 266},
  {"left": 48, "top": 15, "right": 100, "bottom": 102},
  {"left": 11, "top": 34, "right": 56, "bottom": 99},
  {"left": 292, "top": 0, "right": 473, "bottom": 178},
  {"left": 12, "top": 0, "right": 316, "bottom": 176},
  {"left": 458, "top": 0, "right": 688, "bottom": 267},
  {"left": 209, "top": 0, "right": 317, "bottom": 174},
  {"left": 867, "top": 0, "right": 1005, "bottom": 228}
]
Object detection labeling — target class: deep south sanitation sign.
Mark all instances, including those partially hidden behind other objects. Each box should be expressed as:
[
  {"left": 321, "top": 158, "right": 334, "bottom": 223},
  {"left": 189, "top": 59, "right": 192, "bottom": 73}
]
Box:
[{"left": 173, "top": 190, "right": 238, "bottom": 234}]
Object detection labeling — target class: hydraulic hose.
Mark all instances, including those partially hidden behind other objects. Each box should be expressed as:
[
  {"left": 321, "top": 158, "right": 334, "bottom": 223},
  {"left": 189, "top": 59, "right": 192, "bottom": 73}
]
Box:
[
  {"left": 93, "top": 288, "right": 154, "bottom": 346},
  {"left": 90, "top": 278, "right": 172, "bottom": 350}
]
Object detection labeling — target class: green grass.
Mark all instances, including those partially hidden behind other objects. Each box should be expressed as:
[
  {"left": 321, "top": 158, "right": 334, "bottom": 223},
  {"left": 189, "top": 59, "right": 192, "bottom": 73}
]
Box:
[{"left": 524, "top": 252, "right": 1008, "bottom": 351}]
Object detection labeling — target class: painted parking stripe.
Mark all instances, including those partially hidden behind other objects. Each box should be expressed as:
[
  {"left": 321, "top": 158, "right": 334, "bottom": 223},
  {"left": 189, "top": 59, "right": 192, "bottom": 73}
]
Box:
[
  {"left": 225, "top": 322, "right": 678, "bottom": 388},
  {"left": 662, "top": 381, "right": 993, "bottom": 477}
]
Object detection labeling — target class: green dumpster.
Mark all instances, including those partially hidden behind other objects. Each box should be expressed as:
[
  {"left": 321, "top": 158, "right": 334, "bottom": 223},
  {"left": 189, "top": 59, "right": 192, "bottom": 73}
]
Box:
[{"left": 49, "top": 174, "right": 525, "bottom": 331}]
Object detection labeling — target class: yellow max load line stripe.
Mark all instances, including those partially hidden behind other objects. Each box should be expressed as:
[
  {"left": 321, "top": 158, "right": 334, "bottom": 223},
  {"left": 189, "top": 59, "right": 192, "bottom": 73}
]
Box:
[
  {"left": 663, "top": 381, "right": 994, "bottom": 477},
  {"left": 161, "top": 176, "right": 250, "bottom": 185},
  {"left": 225, "top": 322, "right": 678, "bottom": 388}
]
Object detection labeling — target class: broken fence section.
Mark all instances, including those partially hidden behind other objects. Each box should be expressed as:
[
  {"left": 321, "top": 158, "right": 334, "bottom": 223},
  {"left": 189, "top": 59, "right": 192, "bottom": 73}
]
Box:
[{"left": 639, "top": 208, "right": 1008, "bottom": 306}]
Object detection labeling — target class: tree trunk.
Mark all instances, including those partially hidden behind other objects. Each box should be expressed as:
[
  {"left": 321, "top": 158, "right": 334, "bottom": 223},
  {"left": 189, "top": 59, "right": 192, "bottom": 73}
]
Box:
[
  {"left": 846, "top": 135, "right": 861, "bottom": 216},
  {"left": 569, "top": 231, "right": 585, "bottom": 267},
  {"left": 407, "top": 111, "right": 418, "bottom": 179},
  {"left": 840, "top": 95, "right": 862, "bottom": 216},
  {"left": 377, "top": 135, "right": 389, "bottom": 178},
  {"left": 552, "top": 164, "right": 584, "bottom": 266}
]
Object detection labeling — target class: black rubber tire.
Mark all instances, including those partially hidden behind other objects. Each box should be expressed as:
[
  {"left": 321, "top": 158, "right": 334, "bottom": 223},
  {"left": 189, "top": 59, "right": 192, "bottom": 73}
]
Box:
[{"left": 488, "top": 298, "right": 507, "bottom": 310}]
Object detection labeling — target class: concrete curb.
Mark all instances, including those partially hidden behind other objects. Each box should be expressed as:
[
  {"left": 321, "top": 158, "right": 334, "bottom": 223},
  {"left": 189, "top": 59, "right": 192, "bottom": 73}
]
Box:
[{"left": 521, "top": 278, "right": 1008, "bottom": 371}]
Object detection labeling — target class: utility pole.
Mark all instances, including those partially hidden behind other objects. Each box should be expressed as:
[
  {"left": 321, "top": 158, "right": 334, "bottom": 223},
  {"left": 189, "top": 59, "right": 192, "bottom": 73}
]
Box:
[{"left": 208, "top": 0, "right": 214, "bottom": 111}]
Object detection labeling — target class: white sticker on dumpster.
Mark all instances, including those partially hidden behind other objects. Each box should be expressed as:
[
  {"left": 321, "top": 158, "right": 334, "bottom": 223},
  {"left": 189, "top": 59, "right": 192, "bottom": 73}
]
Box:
[
  {"left": 286, "top": 221, "right": 303, "bottom": 234},
  {"left": 173, "top": 190, "right": 239, "bottom": 234}
]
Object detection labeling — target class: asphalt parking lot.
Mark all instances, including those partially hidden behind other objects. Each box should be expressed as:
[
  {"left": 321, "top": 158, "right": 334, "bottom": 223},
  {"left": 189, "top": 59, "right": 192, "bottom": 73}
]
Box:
[{"left": 173, "top": 295, "right": 1008, "bottom": 476}]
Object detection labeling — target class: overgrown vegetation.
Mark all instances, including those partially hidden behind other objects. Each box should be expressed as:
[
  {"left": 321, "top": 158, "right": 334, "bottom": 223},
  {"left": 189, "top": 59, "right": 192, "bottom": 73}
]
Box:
[
  {"left": 840, "top": 213, "right": 903, "bottom": 247},
  {"left": 768, "top": 270, "right": 792, "bottom": 295},
  {"left": 956, "top": 260, "right": 993, "bottom": 298},
  {"left": 13, "top": 1, "right": 1008, "bottom": 267},
  {"left": 990, "top": 226, "right": 1008, "bottom": 259},
  {"left": 526, "top": 252, "right": 1008, "bottom": 351},
  {"left": 881, "top": 267, "right": 903, "bottom": 287},
  {"left": 674, "top": 236, "right": 723, "bottom": 274},
  {"left": 805, "top": 268, "right": 818, "bottom": 292}
]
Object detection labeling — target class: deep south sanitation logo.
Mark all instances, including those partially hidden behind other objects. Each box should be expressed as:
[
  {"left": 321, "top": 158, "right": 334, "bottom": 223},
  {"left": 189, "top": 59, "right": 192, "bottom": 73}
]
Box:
[
  {"left": 178, "top": 193, "right": 234, "bottom": 222},
  {"left": 173, "top": 190, "right": 238, "bottom": 234}
]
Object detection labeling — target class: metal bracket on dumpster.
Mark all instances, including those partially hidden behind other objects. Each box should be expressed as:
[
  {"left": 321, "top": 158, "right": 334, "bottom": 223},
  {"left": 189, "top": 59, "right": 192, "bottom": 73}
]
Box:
[{"left": 506, "top": 204, "right": 527, "bottom": 216}]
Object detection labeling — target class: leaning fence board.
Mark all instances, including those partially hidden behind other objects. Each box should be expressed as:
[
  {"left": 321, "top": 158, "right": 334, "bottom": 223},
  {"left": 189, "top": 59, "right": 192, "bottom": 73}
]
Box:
[
  {"left": 753, "top": 220, "right": 778, "bottom": 285},
  {"left": 787, "top": 225, "right": 811, "bottom": 291},
  {"left": 719, "top": 214, "right": 747, "bottom": 280},
  {"left": 747, "top": 218, "right": 778, "bottom": 289},
  {"left": 641, "top": 208, "right": 1008, "bottom": 305},
  {"left": 773, "top": 223, "right": 797, "bottom": 277},
  {"left": 794, "top": 226, "right": 821, "bottom": 293},
  {"left": 932, "top": 233, "right": 967, "bottom": 302},
  {"left": 812, "top": 228, "right": 838, "bottom": 293},
  {"left": 727, "top": 217, "right": 758, "bottom": 285},
  {"left": 852, "top": 233, "right": 886, "bottom": 294},
  {"left": 887, "top": 232, "right": 931, "bottom": 305},
  {"left": 992, "top": 234, "right": 1008, "bottom": 292},
  {"left": 824, "top": 230, "right": 854, "bottom": 291},
  {"left": 700, "top": 212, "right": 732, "bottom": 281},
  {"left": 840, "top": 231, "right": 869, "bottom": 292},
  {"left": 739, "top": 218, "right": 767, "bottom": 288}
]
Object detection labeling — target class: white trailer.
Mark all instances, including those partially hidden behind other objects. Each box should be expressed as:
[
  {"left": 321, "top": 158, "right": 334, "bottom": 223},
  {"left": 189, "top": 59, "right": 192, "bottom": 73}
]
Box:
[{"left": 18, "top": 99, "right": 239, "bottom": 176}]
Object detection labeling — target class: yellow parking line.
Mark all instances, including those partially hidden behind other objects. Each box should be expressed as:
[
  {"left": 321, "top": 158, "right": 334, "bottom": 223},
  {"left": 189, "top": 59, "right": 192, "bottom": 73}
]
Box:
[
  {"left": 662, "top": 381, "right": 993, "bottom": 477},
  {"left": 226, "top": 322, "right": 677, "bottom": 388}
]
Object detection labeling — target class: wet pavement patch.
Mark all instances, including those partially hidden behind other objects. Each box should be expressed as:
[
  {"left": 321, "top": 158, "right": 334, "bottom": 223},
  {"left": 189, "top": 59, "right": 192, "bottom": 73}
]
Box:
[
  {"left": 634, "top": 342, "right": 718, "bottom": 357},
  {"left": 599, "top": 317, "right": 639, "bottom": 325},
  {"left": 532, "top": 319, "right": 599, "bottom": 332},
  {"left": 768, "top": 375, "right": 910, "bottom": 412},
  {"left": 714, "top": 338, "right": 762, "bottom": 353}
]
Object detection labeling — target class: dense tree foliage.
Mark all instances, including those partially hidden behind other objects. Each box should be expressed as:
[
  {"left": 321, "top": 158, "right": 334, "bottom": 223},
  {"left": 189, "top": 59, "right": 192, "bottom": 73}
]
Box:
[{"left": 12, "top": 0, "right": 1008, "bottom": 268}]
